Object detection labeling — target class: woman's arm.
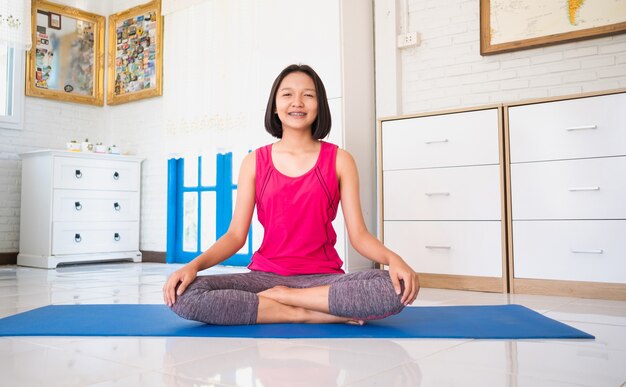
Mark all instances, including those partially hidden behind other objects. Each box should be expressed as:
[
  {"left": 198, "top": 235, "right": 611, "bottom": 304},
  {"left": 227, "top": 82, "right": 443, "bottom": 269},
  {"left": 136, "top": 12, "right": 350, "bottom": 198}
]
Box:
[
  {"left": 336, "top": 149, "right": 419, "bottom": 305},
  {"left": 163, "top": 151, "right": 257, "bottom": 306}
]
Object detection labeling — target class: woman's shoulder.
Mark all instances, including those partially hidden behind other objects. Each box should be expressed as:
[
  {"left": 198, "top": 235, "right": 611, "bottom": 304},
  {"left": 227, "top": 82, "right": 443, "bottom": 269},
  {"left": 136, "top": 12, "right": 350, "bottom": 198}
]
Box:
[
  {"left": 320, "top": 141, "right": 350, "bottom": 163},
  {"left": 335, "top": 147, "right": 357, "bottom": 177},
  {"left": 335, "top": 147, "right": 354, "bottom": 163},
  {"left": 243, "top": 142, "right": 276, "bottom": 173},
  {"left": 240, "top": 150, "right": 257, "bottom": 173}
]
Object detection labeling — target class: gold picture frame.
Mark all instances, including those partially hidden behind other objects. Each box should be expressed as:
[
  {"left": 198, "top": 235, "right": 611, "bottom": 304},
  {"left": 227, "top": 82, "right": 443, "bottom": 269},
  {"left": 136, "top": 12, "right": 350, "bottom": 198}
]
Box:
[
  {"left": 480, "top": 0, "right": 626, "bottom": 55},
  {"left": 26, "top": 0, "right": 105, "bottom": 106},
  {"left": 107, "top": 1, "right": 163, "bottom": 105}
]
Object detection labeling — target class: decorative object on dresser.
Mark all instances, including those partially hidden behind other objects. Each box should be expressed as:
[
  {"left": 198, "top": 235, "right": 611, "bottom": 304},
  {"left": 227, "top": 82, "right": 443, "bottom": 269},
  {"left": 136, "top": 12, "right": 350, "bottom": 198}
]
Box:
[
  {"left": 505, "top": 89, "right": 626, "bottom": 300},
  {"left": 378, "top": 105, "right": 508, "bottom": 292},
  {"left": 18, "top": 150, "right": 144, "bottom": 269}
]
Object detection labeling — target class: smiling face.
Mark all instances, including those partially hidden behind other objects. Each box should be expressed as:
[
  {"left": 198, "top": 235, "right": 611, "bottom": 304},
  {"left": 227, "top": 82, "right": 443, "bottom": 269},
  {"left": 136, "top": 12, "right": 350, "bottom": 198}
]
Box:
[{"left": 274, "top": 71, "right": 318, "bottom": 135}]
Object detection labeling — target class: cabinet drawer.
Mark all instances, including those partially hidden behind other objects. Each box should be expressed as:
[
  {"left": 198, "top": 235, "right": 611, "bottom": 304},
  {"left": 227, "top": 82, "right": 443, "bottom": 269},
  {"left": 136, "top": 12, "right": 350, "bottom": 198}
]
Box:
[
  {"left": 509, "top": 93, "right": 626, "bottom": 163},
  {"left": 513, "top": 220, "right": 626, "bottom": 283},
  {"left": 53, "top": 157, "right": 140, "bottom": 191},
  {"left": 53, "top": 190, "right": 139, "bottom": 222},
  {"left": 511, "top": 157, "right": 626, "bottom": 220},
  {"left": 383, "top": 165, "right": 501, "bottom": 220},
  {"left": 382, "top": 108, "right": 500, "bottom": 170},
  {"left": 51, "top": 221, "right": 139, "bottom": 255},
  {"left": 384, "top": 221, "right": 503, "bottom": 277}
]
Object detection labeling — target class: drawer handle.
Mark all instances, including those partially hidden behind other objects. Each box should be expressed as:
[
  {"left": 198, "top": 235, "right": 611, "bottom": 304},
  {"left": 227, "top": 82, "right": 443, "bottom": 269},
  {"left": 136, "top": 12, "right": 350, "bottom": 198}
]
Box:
[
  {"left": 74, "top": 201, "right": 82, "bottom": 211},
  {"left": 568, "top": 186, "right": 600, "bottom": 192},
  {"left": 571, "top": 249, "right": 603, "bottom": 254},
  {"left": 425, "top": 192, "right": 450, "bottom": 197},
  {"left": 424, "top": 139, "right": 449, "bottom": 144},
  {"left": 75, "top": 169, "right": 82, "bottom": 179},
  {"left": 113, "top": 202, "right": 121, "bottom": 211},
  {"left": 113, "top": 171, "right": 120, "bottom": 180},
  {"left": 114, "top": 232, "right": 121, "bottom": 241},
  {"left": 565, "top": 125, "right": 597, "bottom": 132},
  {"left": 425, "top": 245, "right": 451, "bottom": 250},
  {"left": 74, "top": 233, "right": 82, "bottom": 243}
]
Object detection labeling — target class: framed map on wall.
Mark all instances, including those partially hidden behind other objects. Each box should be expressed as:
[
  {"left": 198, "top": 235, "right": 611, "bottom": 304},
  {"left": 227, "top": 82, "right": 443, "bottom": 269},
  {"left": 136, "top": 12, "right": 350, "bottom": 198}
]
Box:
[{"left": 480, "top": 0, "right": 626, "bottom": 55}]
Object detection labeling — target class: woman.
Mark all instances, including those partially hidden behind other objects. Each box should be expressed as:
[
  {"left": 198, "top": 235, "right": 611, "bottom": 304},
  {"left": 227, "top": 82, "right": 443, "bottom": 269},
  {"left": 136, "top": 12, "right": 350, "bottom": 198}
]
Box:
[{"left": 163, "top": 64, "right": 419, "bottom": 325}]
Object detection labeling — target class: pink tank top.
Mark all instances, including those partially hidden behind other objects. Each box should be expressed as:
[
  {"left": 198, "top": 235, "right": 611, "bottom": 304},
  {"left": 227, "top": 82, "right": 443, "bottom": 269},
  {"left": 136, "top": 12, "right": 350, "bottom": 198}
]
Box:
[{"left": 249, "top": 141, "right": 344, "bottom": 276}]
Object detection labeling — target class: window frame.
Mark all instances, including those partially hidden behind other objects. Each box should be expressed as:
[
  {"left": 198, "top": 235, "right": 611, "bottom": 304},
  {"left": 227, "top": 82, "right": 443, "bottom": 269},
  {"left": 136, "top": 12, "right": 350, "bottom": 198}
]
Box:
[
  {"left": 0, "top": 44, "right": 25, "bottom": 131},
  {"left": 166, "top": 153, "right": 253, "bottom": 266}
]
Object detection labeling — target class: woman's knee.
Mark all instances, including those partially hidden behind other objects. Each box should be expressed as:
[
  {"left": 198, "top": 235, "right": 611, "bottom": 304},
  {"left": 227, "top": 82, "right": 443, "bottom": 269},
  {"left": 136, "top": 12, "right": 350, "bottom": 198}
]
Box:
[
  {"left": 169, "top": 289, "right": 224, "bottom": 324},
  {"left": 170, "top": 288, "right": 259, "bottom": 325},
  {"left": 377, "top": 277, "right": 406, "bottom": 315},
  {"left": 169, "top": 289, "right": 199, "bottom": 320},
  {"left": 328, "top": 275, "right": 404, "bottom": 320}
]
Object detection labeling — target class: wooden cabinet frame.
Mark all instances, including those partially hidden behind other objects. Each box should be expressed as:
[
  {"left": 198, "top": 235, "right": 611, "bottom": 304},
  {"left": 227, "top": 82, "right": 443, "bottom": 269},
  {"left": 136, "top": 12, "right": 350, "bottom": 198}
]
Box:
[
  {"left": 378, "top": 88, "right": 626, "bottom": 299},
  {"left": 377, "top": 105, "right": 509, "bottom": 293},
  {"left": 504, "top": 88, "right": 626, "bottom": 300}
]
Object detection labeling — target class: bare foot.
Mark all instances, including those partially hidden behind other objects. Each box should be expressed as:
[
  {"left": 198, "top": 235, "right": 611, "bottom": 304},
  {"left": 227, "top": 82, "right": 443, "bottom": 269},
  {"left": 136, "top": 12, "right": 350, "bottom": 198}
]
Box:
[
  {"left": 301, "top": 308, "right": 354, "bottom": 324},
  {"left": 256, "top": 285, "right": 362, "bottom": 325},
  {"left": 257, "top": 285, "right": 290, "bottom": 303}
]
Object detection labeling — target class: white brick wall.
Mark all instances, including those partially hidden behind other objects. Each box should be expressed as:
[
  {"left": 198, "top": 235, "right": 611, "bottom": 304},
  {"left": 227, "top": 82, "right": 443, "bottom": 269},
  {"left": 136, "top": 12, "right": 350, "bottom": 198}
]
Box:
[
  {"left": 0, "top": 156, "right": 20, "bottom": 252},
  {"left": 0, "top": 0, "right": 111, "bottom": 253},
  {"left": 0, "top": 98, "right": 104, "bottom": 252},
  {"left": 0, "top": 0, "right": 157, "bottom": 254},
  {"left": 397, "top": 0, "right": 626, "bottom": 114}
]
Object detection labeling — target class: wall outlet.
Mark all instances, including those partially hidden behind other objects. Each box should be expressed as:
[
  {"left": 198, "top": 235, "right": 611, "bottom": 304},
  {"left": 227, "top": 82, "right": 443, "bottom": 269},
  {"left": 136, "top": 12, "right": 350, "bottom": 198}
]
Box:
[{"left": 397, "top": 32, "right": 420, "bottom": 49}]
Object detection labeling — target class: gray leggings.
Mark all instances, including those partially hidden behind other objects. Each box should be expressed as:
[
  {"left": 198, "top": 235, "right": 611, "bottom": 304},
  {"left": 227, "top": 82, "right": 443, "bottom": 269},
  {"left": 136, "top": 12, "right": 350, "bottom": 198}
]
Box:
[{"left": 170, "top": 269, "right": 405, "bottom": 325}]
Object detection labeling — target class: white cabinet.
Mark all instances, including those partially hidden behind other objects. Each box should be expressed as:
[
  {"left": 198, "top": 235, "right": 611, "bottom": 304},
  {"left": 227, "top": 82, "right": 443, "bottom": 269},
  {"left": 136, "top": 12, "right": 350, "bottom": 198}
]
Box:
[
  {"left": 379, "top": 89, "right": 626, "bottom": 298},
  {"left": 512, "top": 220, "right": 626, "bottom": 284},
  {"left": 508, "top": 93, "right": 626, "bottom": 163},
  {"left": 379, "top": 106, "right": 507, "bottom": 292},
  {"left": 18, "top": 150, "right": 144, "bottom": 269},
  {"left": 510, "top": 157, "right": 626, "bottom": 220},
  {"left": 384, "top": 165, "right": 502, "bottom": 221},
  {"left": 382, "top": 109, "right": 500, "bottom": 170},
  {"left": 507, "top": 91, "right": 626, "bottom": 299},
  {"left": 384, "top": 221, "right": 504, "bottom": 278}
]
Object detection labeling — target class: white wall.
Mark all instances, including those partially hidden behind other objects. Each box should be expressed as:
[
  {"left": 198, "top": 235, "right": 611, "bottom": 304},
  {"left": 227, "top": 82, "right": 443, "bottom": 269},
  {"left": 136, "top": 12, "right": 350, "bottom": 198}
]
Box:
[
  {"left": 9, "top": 0, "right": 623, "bottom": 260},
  {"left": 375, "top": 0, "right": 626, "bottom": 117},
  {"left": 2, "top": 0, "right": 377, "bottom": 270},
  {"left": 340, "top": 0, "right": 377, "bottom": 271},
  {"left": 106, "top": 0, "right": 348, "bottom": 255}
]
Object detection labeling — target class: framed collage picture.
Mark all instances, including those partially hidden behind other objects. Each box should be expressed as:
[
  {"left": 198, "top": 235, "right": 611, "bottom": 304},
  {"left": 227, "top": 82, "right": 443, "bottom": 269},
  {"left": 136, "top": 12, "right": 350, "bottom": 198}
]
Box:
[{"left": 107, "top": 1, "right": 163, "bottom": 105}]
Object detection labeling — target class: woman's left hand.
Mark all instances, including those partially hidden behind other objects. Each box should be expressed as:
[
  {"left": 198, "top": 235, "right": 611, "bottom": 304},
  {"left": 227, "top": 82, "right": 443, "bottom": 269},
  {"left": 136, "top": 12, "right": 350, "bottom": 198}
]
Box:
[{"left": 388, "top": 255, "right": 420, "bottom": 305}]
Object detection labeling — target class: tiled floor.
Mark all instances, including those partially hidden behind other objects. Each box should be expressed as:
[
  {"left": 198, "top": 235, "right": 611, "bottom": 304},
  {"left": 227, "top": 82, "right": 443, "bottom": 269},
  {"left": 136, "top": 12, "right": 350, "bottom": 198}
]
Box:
[{"left": 0, "top": 262, "right": 625, "bottom": 386}]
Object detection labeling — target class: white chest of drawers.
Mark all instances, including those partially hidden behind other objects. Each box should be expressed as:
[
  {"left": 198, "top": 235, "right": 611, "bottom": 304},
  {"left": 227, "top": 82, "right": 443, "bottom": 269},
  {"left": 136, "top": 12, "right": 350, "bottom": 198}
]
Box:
[
  {"left": 506, "top": 91, "right": 626, "bottom": 299},
  {"left": 18, "top": 150, "right": 144, "bottom": 269},
  {"left": 379, "top": 106, "right": 507, "bottom": 292}
]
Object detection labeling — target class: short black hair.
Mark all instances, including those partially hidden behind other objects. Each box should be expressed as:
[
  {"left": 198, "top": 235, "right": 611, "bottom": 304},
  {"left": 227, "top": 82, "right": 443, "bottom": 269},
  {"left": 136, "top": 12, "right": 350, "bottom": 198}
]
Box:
[{"left": 264, "top": 64, "right": 332, "bottom": 139}]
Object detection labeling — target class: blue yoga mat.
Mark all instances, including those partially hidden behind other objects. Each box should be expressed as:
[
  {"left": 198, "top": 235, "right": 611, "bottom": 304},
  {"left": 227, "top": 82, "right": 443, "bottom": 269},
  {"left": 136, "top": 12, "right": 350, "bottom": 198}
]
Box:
[{"left": 0, "top": 304, "right": 593, "bottom": 339}]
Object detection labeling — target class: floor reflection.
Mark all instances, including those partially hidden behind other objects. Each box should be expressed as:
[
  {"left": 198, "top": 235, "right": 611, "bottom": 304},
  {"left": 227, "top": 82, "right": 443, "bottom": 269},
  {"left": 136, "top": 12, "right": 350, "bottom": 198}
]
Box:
[{"left": 164, "top": 338, "right": 423, "bottom": 386}]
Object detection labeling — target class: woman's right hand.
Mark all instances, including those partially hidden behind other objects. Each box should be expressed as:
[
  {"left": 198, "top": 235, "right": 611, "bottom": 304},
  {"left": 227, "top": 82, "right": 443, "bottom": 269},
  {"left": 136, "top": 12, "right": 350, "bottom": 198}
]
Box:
[{"left": 163, "top": 265, "right": 197, "bottom": 307}]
